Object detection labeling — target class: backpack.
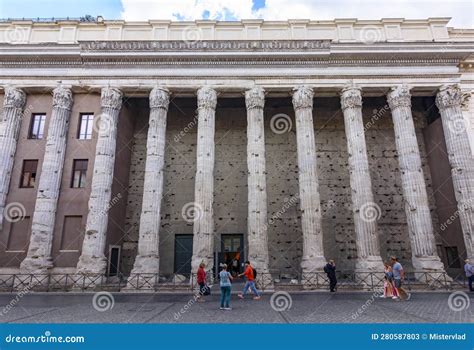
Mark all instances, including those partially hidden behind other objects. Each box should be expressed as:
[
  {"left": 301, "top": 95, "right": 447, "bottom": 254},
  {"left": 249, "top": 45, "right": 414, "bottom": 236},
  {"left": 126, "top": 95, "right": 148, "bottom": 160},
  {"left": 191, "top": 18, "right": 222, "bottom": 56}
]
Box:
[{"left": 252, "top": 268, "right": 257, "bottom": 278}]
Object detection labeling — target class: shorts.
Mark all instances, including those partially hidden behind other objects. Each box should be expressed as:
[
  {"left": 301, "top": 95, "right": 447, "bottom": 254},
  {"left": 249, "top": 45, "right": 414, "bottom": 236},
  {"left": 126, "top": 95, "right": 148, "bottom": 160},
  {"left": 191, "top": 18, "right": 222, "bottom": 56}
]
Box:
[{"left": 394, "top": 279, "right": 402, "bottom": 288}]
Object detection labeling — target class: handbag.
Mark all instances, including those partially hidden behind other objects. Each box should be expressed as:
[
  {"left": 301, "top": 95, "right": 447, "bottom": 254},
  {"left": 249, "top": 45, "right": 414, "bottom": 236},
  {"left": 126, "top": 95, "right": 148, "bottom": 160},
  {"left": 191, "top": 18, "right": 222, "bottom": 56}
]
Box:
[{"left": 202, "top": 284, "right": 211, "bottom": 296}]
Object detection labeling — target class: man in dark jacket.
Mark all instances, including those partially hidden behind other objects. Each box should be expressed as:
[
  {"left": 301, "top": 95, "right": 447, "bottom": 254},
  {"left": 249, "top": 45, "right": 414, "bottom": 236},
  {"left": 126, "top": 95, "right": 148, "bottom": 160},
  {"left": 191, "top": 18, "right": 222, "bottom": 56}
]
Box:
[{"left": 324, "top": 260, "right": 337, "bottom": 293}]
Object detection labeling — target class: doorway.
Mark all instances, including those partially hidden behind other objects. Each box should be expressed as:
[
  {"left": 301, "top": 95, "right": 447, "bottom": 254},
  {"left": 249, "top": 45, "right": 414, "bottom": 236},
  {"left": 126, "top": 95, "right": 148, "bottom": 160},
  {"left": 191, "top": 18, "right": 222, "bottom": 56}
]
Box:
[
  {"left": 174, "top": 234, "right": 193, "bottom": 276},
  {"left": 220, "top": 234, "right": 244, "bottom": 277}
]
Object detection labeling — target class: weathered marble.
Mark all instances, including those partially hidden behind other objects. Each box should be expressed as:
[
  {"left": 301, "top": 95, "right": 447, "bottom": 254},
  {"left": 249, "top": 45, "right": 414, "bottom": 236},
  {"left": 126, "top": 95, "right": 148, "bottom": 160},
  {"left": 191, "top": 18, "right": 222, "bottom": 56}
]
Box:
[
  {"left": 292, "top": 86, "right": 326, "bottom": 276},
  {"left": 76, "top": 87, "right": 123, "bottom": 275},
  {"left": 191, "top": 86, "right": 217, "bottom": 273},
  {"left": 245, "top": 87, "right": 271, "bottom": 275},
  {"left": 387, "top": 85, "right": 446, "bottom": 273},
  {"left": 20, "top": 86, "right": 74, "bottom": 273},
  {"left": 436, "top": 84, "right": 474, "bottom": 260},
  {"left": 0, "top": 87, "right": 26, "bottom": 230},
  {"left": 128, "top": 87, "right": 170, "bottom": 286},
  {"left": 340, "top": 85, "right": 383, "bottom": 272}
]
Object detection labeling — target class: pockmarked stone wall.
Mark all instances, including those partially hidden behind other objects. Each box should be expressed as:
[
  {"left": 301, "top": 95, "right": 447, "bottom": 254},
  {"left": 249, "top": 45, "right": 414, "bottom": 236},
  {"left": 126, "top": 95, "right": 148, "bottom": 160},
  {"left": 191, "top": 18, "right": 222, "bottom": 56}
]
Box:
[{"left": 121, "top": 97, "right": 440, "bottom": 276}]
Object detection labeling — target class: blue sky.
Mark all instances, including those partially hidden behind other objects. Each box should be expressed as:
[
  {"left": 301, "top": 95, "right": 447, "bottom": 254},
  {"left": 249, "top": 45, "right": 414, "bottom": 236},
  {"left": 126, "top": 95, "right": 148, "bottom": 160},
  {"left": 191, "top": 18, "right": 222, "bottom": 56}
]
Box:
[{"left": 0, "top": 0, "right": 472, "bottom": 27}]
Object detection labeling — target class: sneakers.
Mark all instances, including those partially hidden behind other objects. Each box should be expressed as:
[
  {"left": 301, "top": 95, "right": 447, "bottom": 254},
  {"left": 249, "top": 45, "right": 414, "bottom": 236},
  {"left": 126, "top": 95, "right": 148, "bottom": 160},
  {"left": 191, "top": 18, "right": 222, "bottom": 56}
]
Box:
[
  {"left": 406, "top": 293, "right": 411, "bottom": 301},
  {"left": 238, "top": 294, "right": 244, "bottom": 299},
  {"left": 224, "top": 307, "right": 232, "bottom": 311},
  {"left": 219, "top": 307, "right": 225, "bottom": 310},
  {"left": 392, "top": 296, "right": 398, "bottom": 300},
  {"left": 253, "top": 296, "right": 261, "bottom": 300}
]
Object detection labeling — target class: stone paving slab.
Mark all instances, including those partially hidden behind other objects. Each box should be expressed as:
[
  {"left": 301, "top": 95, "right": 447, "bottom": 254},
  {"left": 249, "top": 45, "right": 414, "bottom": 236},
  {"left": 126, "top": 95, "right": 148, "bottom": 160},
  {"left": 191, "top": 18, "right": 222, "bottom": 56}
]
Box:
[{"left": 0, "top": 292, "right": 472, "bottom": 324}]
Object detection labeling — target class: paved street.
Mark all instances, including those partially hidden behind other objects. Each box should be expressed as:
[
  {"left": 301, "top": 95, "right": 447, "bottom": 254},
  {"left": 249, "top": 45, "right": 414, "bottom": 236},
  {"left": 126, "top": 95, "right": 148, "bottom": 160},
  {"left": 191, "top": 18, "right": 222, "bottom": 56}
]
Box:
[{"left": 0, "top": 290, "right": 472, "bottom": 324}]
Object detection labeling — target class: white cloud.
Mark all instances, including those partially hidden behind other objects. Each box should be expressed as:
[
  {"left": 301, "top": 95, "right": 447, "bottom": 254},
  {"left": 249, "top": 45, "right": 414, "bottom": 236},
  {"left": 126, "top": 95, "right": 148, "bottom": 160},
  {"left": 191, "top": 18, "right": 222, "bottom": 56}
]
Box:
[{"left": 121, "top": 0, "right": 473, "bottom": 28}]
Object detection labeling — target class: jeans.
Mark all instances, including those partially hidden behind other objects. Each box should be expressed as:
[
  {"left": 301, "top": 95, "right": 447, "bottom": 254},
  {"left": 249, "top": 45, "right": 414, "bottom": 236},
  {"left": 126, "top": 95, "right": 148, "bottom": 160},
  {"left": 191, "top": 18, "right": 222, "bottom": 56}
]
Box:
[
  {"left": 220, "top": 286, "right": 231, "bottom": 308},
  {"left": 242, "top": 280, "right": 259, "bottom": 296},
  {"left": 468, "top": 275, "right": 474, "bottom": 291}
]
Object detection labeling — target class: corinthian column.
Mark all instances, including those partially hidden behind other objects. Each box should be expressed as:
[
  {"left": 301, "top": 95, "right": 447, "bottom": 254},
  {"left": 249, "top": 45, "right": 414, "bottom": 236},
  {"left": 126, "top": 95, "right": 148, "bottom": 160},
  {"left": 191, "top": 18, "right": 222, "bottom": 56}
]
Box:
[
  {"left": 0, "top": 87, "right": 26, "bottom": 230},
  {"left": 387, "top": 85, "right": 446, "bottom": 273},
  {"left": 340, "top": 85, "right": 383, "bottom": 272},
  {"left": 76, "top": 87, "right": 123, "bottom": 275},
  {"left": 436, "top": 84, "right": 474, "bottom": 261},
  {"left": 191, "top": 86, "right": 217, "bottom": 273},
  {"left": 20, "top": 86, "right": 74, "bottom": 273},
  {"left": 128, "top": 87, "right": 170, "bottom": 286},
  {"left": 292, "top": 86, "right": 326, "bottom": 277},
  {"left": 245, "top": 87, "right": 271, "bottom": 277}
]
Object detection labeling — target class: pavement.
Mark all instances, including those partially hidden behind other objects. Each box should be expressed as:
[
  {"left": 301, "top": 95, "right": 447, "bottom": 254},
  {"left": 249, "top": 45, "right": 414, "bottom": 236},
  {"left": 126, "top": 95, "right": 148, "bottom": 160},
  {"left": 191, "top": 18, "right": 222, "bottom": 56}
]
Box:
[{"left": 0, "top": 289, "right": 472, "bottom": 324}]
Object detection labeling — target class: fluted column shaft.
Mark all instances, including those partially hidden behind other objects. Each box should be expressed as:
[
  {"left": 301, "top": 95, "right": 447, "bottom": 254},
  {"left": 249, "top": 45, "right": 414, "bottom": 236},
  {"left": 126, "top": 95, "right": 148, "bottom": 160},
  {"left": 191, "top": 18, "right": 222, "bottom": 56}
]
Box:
[
  {"left": 387, "top": 85, "right": 445, "bottom": 272},
  {"left": 21, "top": 86, "right": 74, "bottom": 273},
  {"left": 76, "top": 87, "right": 123, "bottom": 275},
  {"left": 292, "top": 86, "right": 326, "bottom": 274},
  {"left": 436, "top": 85, "right": 474, "bottom": 260},
  {"left": 245, "top": 87, "right": 270, "bottom": 273},
  {"left": 340, "top": 86, "right": 382, "bottom": 271},
  {"left": 0, "top": 87, "right": 26, "bottom": 230},
  {"left": 191, "top": 87, "right": 217, "bottom": 272},
  {"left": 129, "top": 87, "right": 170, "bottom": 277}
]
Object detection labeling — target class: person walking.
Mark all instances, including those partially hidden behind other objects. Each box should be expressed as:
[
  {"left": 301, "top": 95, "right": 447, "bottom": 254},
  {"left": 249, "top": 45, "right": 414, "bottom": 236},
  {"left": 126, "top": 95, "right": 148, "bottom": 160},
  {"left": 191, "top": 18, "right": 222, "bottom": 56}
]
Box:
[
  {"left": 381, "top": 262, "right": 399, "bottom": 299},
  {"left": 464, "top": 259, "right": 474, "bottom": 292},
  {"left": 391, "top": 256, "right": 411, "bottom": 301},
  {"left": 196, "top": 262, "right": 207, "bottom": 302},
  {"left": 219, "top": 264, "right": 233, "bottom": 310},
  {"left": 238, "top": 261, "right": 261, "bottom": 300},
  {"left": 324, "top": 260, "right": 337, "bottom": 293}
]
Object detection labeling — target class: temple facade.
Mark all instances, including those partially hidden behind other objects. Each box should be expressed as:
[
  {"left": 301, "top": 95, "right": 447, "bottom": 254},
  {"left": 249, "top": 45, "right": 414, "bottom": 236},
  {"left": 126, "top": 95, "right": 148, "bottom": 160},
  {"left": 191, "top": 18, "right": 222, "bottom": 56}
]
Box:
[{"left": 0, "top": 18, "right": 473, "bottom": 284}]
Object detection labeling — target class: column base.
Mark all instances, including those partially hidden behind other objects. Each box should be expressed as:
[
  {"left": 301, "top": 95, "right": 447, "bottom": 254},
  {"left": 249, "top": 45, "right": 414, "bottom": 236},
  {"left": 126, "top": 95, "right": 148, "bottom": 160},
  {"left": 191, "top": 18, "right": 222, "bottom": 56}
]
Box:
[
  {"left": 412, "top": 256, "right": 451, "bottom": 285},
  {"left": 19, "top": 256, "right": 53, "bottom": 274},
  {"left": 76, "top": 255, "right": 107, "bottom": 276},
  {"left": 301, "top": 255, "right": 327, "bottom": 288},
  {"left": 355, "top": 256, "right": 385, "bottom": 288},
  {"left": 126, "top": 255, "right": 160, "bottom": 290}
]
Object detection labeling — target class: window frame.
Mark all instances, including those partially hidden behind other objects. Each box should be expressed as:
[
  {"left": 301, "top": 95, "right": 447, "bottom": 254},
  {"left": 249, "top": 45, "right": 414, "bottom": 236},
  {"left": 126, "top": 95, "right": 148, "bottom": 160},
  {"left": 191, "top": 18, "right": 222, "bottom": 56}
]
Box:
[
  {"left": 77, "top": 113, "right": 94, "bottom": 140},
  {"left": 71, "top": 159, "right": 88, "bottom": 189},
  {"left": 28, "top": 113, "right": 47, "bottom": 140},
  {"left": 19, "top": 159, "right": 38, "bottom": 188}
]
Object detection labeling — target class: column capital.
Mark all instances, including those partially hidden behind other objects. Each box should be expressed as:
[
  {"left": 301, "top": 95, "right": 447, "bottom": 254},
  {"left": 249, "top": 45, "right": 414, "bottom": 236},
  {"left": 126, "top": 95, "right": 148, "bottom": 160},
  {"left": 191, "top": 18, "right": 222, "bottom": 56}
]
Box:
[
  {"left": 101, "top": 87, "right": 123, "bottom": 110},
  {"left": 436, "top": 84, "right": 462, "bottom": 110},
  {"left": 197, "top": 86, "right": 217, "bottom": 110},
  {"left": 292, "top": 85, "right": 314, "bottom": 110},
  {"left": 387, "top": 85, "right": 411, "bottom": 110},
  {"left": 3, "top": 86, "right": 26, "bottom": 109},
  {"left": 340, "top": 85, "right": 362, "bottom": 110},
  {"left": 245, "top": 86, "right": 265, "bottom": 110},
  {"left": 150, "top": 86, "right": 170, "bottom": 110},
  {"left": 52, "top": 86, "right": 73, "bottom": 110}
]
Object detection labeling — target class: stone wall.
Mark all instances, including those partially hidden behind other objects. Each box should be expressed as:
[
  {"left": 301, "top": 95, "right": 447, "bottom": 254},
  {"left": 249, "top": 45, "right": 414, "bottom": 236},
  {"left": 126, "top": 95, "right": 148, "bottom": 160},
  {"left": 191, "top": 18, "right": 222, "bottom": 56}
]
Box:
[{"left": 121, "top": 97, "right": 440, "bottom": 277}]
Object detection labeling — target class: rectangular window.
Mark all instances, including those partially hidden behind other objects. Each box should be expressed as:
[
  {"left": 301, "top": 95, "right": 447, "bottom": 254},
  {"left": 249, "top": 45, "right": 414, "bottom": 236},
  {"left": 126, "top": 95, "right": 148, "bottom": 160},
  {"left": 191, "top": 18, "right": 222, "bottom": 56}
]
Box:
[
  {"left": 28, "top": 114, "right": 46, "bottom": 139},
  {"left": 71, "top": 159, "right": 88, "bottom": 188},
  {"left": 20, "top": 160, "right": 38, "bottom": 188},
  {"left": 78, "top": 114, "right": 94, "bottom": 140}
]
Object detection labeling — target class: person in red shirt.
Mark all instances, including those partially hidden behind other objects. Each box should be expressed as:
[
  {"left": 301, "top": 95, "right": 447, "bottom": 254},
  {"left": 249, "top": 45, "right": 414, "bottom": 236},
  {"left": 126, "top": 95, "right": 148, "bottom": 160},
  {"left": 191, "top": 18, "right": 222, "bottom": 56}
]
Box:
[
  {"left": 196, "top": 262, "right": 207, "bottom": 302},
  {"left": 238, "top": 261, "right": 260, "bottom": 300}
]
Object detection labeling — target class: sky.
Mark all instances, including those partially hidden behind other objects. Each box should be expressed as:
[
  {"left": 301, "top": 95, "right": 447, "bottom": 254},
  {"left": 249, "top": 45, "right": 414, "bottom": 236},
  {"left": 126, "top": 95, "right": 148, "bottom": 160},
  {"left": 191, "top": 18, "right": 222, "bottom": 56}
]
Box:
[{"left": 0, "top": 0, "right": 472, "bottom": 28}]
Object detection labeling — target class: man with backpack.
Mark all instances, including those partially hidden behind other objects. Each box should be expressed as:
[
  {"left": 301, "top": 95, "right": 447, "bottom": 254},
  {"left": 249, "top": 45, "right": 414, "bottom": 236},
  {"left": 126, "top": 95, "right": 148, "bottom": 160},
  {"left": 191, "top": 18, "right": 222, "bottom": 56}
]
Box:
[
  {"left": 324, "top": 259, "right": 337, "bottom": 293},
  {"left": 238, "top": 261, "right": 261, "bottom": 300}
]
